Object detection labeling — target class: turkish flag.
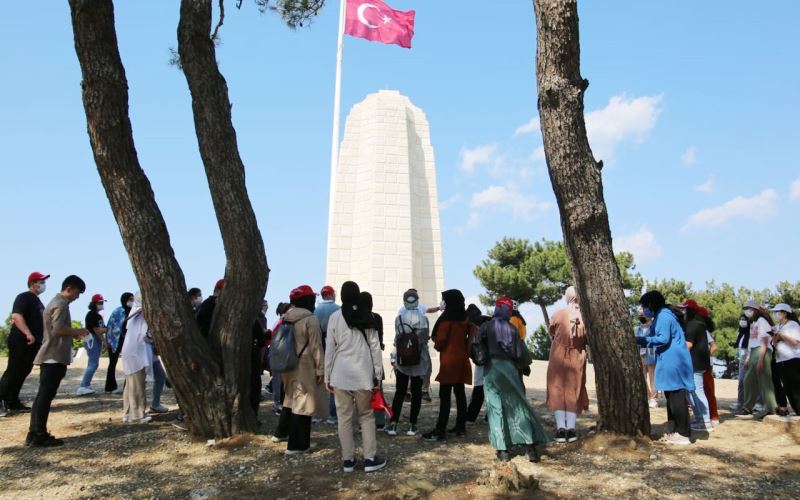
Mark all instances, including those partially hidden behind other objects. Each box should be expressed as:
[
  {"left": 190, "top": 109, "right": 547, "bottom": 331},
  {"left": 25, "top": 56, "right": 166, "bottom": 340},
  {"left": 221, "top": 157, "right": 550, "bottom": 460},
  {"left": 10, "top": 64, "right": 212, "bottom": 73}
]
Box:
[{"left": 344, "top": 0, "right": 415, "bottom": 49}]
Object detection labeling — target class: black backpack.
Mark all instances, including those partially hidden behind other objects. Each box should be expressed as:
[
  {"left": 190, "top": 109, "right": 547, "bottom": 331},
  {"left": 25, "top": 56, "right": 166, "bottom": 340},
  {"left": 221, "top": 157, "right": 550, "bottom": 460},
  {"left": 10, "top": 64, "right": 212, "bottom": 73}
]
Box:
[{"left": 395, "top": 318, "right": 421, "bottom": 367}]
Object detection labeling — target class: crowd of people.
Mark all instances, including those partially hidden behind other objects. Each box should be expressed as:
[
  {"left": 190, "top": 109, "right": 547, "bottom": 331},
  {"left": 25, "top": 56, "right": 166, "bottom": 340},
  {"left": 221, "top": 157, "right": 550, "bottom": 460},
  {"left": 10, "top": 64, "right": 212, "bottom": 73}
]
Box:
[{"left": 1, "top": 271, "right": 798, "bottom": 472}]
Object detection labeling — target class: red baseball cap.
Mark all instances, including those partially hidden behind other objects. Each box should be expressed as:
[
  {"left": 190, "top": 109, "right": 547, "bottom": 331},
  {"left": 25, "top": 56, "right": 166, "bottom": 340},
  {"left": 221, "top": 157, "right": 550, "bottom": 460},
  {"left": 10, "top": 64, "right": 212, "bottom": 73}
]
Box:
[
  {"left": 320, "top": 285, "right": 335, "bottom": 296},
  {"left": 678, "top": 299, "right": 700, "bottom": 311},
  {"left": 28, "top": 272, "right": 50, "bottom": 284},
  {"left": 91, "top": 294, "right": 107, "bottom": 303},
  {"left": 214, "top": 279, "right": 225, "bottom": 290},
  {"left": 495, "top": 296, "right": 514, "bottom": 311},
  {"left": 290, "top": 285, "right": 317, "bottom": 300},
  {"left": 698, "top": 306, "right": 710, "bottom": 318}
]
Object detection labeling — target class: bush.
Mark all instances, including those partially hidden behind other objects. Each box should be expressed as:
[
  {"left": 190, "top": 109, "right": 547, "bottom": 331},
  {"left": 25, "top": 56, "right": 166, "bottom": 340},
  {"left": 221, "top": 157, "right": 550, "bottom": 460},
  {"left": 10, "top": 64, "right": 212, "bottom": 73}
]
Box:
[
  {"left": 526, "top": 324, "right": 551, "bottom": 361},
  {"left": 0, "top": 314, "right": 11, "bottom": 355}
]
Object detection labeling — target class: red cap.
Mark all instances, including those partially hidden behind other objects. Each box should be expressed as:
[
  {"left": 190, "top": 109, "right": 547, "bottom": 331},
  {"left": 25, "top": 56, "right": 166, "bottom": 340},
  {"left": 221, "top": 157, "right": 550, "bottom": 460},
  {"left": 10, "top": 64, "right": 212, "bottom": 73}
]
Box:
[
  {"left": 91, "top": 294, "right": 107, "bottom": 303},
  {"left": 28, "top": 272, "right": 50, "bottom": 284},
  {"left": 698, "top": 307, "right": 710, "bottom": 318},
  {"left": 678, "top": 299, "right": 700, "bottom": 311},
  {"left": 290, "top": 285, "right": 317, "bottom": 300},
  {"left": 320, "top": 285, "right": 335, "bottom": 296},
  {"left": 495, "top": 296, "right": 514, "bottom": 311},
  {"left": 214, "top": 279, "right": 225, "bottom": 291}
]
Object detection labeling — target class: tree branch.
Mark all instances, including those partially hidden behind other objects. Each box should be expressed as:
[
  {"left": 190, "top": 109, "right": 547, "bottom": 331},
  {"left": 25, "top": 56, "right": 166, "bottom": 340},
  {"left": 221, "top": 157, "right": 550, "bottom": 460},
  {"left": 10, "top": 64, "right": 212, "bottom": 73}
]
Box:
[{"left": 211, "top": 0, "right": 225, "bottom": 41}]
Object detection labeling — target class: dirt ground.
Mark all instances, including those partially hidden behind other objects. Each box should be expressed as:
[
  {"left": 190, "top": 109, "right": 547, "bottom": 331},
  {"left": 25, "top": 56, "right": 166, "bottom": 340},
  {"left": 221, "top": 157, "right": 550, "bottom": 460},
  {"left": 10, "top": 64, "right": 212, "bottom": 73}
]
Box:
[{"left": 1, "top": 356, "right": 798, "bottom": 499}]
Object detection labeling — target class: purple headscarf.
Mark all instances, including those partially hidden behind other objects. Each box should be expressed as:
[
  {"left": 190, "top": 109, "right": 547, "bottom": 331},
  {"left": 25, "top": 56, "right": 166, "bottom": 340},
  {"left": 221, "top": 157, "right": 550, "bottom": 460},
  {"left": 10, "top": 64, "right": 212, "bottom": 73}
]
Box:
[{"left": 492, "top": 303, "right": 515, "bottom": 353}]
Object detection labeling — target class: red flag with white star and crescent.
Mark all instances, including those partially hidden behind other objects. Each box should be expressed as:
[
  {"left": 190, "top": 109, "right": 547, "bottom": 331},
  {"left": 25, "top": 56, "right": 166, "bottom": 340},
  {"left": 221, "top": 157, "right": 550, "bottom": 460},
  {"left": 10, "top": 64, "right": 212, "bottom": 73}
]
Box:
[{"left": 344, "top": 0, "right": 416, "bottom": 49}]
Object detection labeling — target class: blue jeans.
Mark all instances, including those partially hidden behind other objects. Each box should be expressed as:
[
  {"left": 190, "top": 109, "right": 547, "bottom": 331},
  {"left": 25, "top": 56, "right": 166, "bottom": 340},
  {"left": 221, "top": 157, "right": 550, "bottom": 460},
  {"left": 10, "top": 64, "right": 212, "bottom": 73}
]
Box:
[
  {"left": 152, "top": 358, "right": 166, "bottom": 407},
  {"left": 80, "top": 334, "right": 102, "bottom": 388},
  {"left": 689, "top": 371, "right": 710, "bottom": 423}
]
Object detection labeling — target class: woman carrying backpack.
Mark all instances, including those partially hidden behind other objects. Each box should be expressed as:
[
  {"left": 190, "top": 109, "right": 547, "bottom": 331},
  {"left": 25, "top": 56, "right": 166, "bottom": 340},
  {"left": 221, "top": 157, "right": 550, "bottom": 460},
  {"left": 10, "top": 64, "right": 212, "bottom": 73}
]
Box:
[
  {"left": 387, "top": 290, "right": 430, "bottom": 437},
  {"left": 325, "top": 281, "right": 386, "bottom": 473},
  {"left": 474, "top": 296, "right": 548, "bottom": 462},
  {"left": 279, "top": 285, "right": 325, "bottom": 455},
  {"left": 423, "top": 289, "right": 476, "bottom": 442}
]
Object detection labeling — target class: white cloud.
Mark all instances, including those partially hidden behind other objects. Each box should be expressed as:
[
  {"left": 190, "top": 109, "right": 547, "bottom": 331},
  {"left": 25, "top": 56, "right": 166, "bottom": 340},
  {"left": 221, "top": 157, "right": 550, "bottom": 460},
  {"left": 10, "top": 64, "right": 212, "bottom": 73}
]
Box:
[
  {"left": 681, "top": 146, "right": 698, "bottom": 166},
  {"left": 614, "top": 226, "right": 662, "bottom": 264},
  {"left": 693, "top": 176, "right": 715, "bottom": 193},
  {"left": 790, "top": 177, "right": 800, "bottom": 201},
  {"left": 438, "top": 194, "right": 462, "bottom": 211},
  {"left": 469, "top": 185, "right": 550, "bottom": 222},
  {"left": 459, "top": 144, "right": 497, "bottom": 173},
  {"left": 682, "top": 189, "right": 779, "bottom": 230},
  {"left": 585, "top": 94, "right": 663, "bottom": 162},
  {"left": 531, "top": 146, "right": 546, "bottom": 162},
  {"left": 514, "top": 116, "right": 541, "bottom": 137}
]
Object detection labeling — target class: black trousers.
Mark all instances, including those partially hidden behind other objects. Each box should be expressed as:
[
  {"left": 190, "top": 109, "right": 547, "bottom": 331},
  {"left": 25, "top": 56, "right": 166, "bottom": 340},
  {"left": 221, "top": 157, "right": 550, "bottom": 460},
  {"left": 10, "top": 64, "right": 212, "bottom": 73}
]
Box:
[
  {"left": 665, "top": 389, "right": 690, "bottom": 438},
  {"left": 275, "top": 406, "right": 292, "bottom": 438},
  {"left": 105, "top": 348, "right": 121, "bottom": 393},
  {"left": 777, "top": 358, "right": 800, "bottom": 415},
  {"left": 436, "top": 383, "right": 467, "bottom": 433},
  {"left": 29, "top": 363, "right": 67, "bottom": 434},
  {"left": 288, "top": 413, "right": 312, "bottom": 451},
  {"left": 391, "top": 371, "right": 422, "bottom": 424},
  {"left": 0, "top": 335, "right": 40, "bottom": 405},
  {"left": 772, "top": 355, "right": 788, "bottom": 408},
  {"left": 466, "top": 385, "right": 484, "bottom": 422}
]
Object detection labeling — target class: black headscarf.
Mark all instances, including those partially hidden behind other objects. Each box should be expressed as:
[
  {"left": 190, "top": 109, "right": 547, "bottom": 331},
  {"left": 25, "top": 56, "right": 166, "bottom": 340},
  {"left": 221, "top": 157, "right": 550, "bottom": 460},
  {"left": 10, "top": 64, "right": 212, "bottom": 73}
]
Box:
[
  {"left": 340, "top": 281, "right": 375, "bottom": 331},
  {"left": 431, "top": 289, "right": 467, "bottom": 340},
  {"left": 290, "top": 294, "right": 316, "bottom": 313},
  {"left": 120, "top": 292, "right": 134, "bottom": 315},
  {"left": 466, "top": 304, "right": 490, "bottom": 327}
]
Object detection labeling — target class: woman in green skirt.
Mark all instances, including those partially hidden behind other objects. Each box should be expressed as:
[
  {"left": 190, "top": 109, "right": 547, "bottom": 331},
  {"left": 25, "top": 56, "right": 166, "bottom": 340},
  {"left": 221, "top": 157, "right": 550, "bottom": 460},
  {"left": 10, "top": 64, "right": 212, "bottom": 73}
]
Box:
[{"left": 474, "top": 296, "right": 549, "bottom": 462}]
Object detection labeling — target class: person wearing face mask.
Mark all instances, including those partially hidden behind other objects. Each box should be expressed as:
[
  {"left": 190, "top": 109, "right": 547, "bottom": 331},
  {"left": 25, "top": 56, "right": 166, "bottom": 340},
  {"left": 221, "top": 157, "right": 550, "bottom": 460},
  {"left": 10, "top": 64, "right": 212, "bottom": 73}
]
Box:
[
  {"left": 77, "top": 294, "right": 109, "bottom": 396},
  {"left": 635, "top": 307, "right": 658, "bottom": 408},
  {"left": 104, "top": 292, "right": 133, "bottom": 394},
  {"left": 121, "top": 292, "right": 153, "bottom": 424},
  {"left": 636, "top": 291, "right": 694, "bottom": 445},
  {"left": 397, "top": 289, "right": 441, "bottom": 402},
  {"left": 735, "top": 300, "right": 777, "bottom": 419},
  {"left": 188, "top": 288, "right": 203, "bottom": 317},
  {"left": 729, "top": 314, "right": 751, "bottom": 411},
  {"left": 677, "top": 299, "right": 713, "bottom": 433},
  {"left": 770, "top": 304, "right": 800, "bottom": 416},
  {"left": 510, "top": 300, "right": 527, "bottom": 342},
  {"left": 0, "top": 272, "right": 50, "bottom": 417}
]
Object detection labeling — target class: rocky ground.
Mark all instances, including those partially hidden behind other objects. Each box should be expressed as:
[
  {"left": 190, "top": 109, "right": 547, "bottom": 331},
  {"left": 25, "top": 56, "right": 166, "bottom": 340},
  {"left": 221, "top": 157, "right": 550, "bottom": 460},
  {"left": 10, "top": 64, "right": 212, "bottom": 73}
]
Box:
[{"left": 1, "top": 357, "right": 798, "bottom": 499}]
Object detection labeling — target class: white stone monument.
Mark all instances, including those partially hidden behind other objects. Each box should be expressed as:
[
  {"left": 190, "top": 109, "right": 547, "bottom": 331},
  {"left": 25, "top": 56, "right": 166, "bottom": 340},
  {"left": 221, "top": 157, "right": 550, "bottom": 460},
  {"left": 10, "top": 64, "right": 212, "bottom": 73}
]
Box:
[{"left": 326, "top": 90, "right": 444, "bottom": 327}]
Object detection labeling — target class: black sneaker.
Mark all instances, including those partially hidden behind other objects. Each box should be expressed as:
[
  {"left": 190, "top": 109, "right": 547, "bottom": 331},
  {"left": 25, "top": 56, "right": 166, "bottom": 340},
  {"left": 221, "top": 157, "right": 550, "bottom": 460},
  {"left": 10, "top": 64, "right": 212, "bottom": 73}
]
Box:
[
  {"left": 422, "top": 430, "right": 445, "bottom": 442},
  {"left": 422, "top": 392, "right": 432, "bottom": 403},
  {"left": 9, "top": 402, "right": 31, "bottom": 413},
  {"left": 0, "top": 401, "right": 8, "bottom": 418},
  {"left": 734, "top": 408, "right": 753, "bottom": 419},
  {"left": 555, "top": 428, "right": 567, "bottom": 443},
  {"left": 496, "top": 450, "right": 510, "bottom": 462},
  {"left": 342, "top": 459, "right": 356, "bottom": 473},
  {"left": 24, "top": 432, "right": 35, "bottom": 446},
  {"left": 447, "top": 426, "right": 466, "bottom": 437},
  {"left": 28, "top": 432, "right": 64, "bottom": 447},
  {"left": 526, "top": 444, "right": 540, "bottom": 463},
  {"left": 364, "top": 456, "right": 386, "bottom": 473},
  {"left": 566, "top": 429, "right": 578, "bottom": 443}
]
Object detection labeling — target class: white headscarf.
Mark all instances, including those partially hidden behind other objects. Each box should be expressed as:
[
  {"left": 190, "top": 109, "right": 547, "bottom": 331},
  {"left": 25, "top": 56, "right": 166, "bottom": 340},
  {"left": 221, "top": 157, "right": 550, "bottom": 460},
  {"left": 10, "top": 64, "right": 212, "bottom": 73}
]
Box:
[
  {"left": 564, "top": 286, "right": 583, "bottom": 337},
  {"left": 121, "top": 291, "right": 153, "bottom": 376}
]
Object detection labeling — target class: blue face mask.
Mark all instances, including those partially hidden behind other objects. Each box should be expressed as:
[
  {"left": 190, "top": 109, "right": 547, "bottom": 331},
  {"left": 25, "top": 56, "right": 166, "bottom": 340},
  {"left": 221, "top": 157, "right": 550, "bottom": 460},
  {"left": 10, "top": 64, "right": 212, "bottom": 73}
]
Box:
[{"left": 642, "top": 307, "right": 654, "bottom": 319}]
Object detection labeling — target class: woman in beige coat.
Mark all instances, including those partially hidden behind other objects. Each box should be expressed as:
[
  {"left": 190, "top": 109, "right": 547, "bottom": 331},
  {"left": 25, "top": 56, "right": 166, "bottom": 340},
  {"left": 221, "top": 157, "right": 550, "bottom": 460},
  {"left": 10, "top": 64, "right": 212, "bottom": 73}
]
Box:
[
  {"left": 281, "top": 285, "right": 325, "bottom": 455},
  {"left": 545, "top": 286, "right": 589, "bottom": 443}
]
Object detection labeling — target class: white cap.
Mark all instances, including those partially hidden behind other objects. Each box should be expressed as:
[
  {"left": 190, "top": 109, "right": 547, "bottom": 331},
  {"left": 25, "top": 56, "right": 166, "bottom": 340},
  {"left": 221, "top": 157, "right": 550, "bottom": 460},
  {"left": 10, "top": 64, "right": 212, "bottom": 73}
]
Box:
[
  {"left": 771, "top": 303, "right": 793, "bottom": 313},
  {"left": 743, "top": 299, "right": 760, "bottom": 310}
]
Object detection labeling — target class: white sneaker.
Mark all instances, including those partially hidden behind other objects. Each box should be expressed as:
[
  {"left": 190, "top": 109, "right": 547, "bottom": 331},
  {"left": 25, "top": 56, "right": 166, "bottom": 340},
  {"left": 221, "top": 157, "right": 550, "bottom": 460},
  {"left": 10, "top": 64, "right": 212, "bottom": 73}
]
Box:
[
  {"left": 138, "top": 416, "right": 153, "bottom": 424},
  {"left": 665, "top": 432, "right": 691, "bottom": 445},
  {"left": 711, "top": 419, "right": 720, "bottom": 426},
  {"left": 76, "top": 387, "right": 96, "bottom": 396},
  {"left": 648, "top": 398, "right": 658, "bottom": 408},
  {"left": 325, "top": 418, "right": 338, "bottom": 425}
]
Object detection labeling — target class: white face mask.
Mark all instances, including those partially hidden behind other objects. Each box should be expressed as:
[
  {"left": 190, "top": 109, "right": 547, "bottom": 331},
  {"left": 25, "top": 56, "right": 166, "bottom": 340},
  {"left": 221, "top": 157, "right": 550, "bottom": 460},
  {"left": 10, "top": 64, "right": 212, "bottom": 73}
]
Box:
[
  {"left": 439, "top": 300, "right": 446, "bottom": 311},
  {"left": 126, "top": 300, "right": 134, "bottom": 308},
  {"left": 739, "top": 320, "right": 748, "bottom": 328},
  {"left": 744, "top": 309, "right": 754, "bottom": 319},
  {"left": 97, "top": 304, "right": 104, "bottom": 312},
  {"left": 193, "top": 297, "right": 203, "bottom": 306},
  {"left": 776, "top": 312, "right": 787, "bottom": 322},
  {"left": 37, "top": 282, "right": 47, "bottom": 295}
]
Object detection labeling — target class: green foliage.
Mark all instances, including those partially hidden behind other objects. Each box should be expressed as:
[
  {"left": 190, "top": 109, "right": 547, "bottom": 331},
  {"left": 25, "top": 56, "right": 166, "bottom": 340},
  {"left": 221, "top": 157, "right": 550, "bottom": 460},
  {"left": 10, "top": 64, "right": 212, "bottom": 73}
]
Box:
[
  {"left": 256, "top": 0, "right": 326, "bottom": 28},
  {"left": 526, "top": 324, "right": 551, "bottom": 361},
  {"left": 71, "top": 320, "right": 85, "bottom": 351},
  {"left": 0, "top": 314, "right": 11, "bottom": 355}
]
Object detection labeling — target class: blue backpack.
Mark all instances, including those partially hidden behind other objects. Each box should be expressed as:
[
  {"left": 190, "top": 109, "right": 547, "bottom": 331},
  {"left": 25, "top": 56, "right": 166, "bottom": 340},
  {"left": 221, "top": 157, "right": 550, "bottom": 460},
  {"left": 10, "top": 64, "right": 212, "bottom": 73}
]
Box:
[{"left": 270, "top": 321, "right": 308, "bottom": 373}]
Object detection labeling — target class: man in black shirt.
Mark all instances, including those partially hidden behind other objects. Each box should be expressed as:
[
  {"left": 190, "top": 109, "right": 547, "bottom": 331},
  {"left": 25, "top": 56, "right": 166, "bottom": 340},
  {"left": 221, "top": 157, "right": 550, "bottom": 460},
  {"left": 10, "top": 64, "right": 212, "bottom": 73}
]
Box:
[
  {"left": 679, "top": 299, "right": 713, "bottom": 432},
  {"left": 0, "top": 272, "right": 49, "bottom": 417},
  {"left": 196, "top": 279, "right": 224, "bottom": 339}
]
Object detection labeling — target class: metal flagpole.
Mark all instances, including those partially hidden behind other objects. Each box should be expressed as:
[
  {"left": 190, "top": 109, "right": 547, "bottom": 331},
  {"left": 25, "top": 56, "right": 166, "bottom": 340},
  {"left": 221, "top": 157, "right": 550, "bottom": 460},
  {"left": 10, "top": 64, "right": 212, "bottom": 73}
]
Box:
[{"left": 325, "top": 0, "right": 346, "bottom": 279}]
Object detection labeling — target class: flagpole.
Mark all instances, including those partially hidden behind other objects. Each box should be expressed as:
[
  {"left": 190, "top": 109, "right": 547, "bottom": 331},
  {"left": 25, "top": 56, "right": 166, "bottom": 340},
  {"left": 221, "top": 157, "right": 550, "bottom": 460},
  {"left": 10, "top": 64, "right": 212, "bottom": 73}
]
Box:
[{"left": 326, "top": 0, "right": 346, "bottom": 280}]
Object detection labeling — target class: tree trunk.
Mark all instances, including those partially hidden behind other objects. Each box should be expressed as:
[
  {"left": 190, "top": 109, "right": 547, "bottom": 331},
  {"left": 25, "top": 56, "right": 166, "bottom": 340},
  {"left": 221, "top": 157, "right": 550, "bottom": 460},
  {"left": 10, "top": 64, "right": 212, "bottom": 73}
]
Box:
[
  {"left": 532, "top": 0, "right": 650, "bottom": 436},
  {"left": 538, "top": 302, "right": 550, "bottom": 326},
  {"left": 68, "top": 0, "right": 266, "bottom": 437}
]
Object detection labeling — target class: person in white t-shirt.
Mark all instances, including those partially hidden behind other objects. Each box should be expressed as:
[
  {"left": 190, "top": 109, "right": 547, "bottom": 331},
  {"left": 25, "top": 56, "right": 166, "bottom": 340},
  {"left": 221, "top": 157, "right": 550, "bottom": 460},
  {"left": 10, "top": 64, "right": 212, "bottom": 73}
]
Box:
[
  {"left": 735, "top": 300, "right": 778, "bottom": 418},
  {"left": 770, "top": 303, "right": 800, "bottom": 416}
]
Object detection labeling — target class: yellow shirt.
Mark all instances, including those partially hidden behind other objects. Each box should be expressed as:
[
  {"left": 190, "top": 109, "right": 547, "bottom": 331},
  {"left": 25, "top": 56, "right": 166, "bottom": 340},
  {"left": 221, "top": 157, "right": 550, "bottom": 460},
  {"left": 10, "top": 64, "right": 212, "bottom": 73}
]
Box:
[{"left": 510, "top": 316, "right": 527, "bottom": 341}]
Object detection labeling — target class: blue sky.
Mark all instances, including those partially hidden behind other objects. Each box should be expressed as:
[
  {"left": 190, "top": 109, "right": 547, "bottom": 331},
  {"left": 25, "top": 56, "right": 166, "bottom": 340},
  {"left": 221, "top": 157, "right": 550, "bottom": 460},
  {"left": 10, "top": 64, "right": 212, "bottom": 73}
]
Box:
[{"left": 1, "top": 1, "right": 798, "bottom": 327}]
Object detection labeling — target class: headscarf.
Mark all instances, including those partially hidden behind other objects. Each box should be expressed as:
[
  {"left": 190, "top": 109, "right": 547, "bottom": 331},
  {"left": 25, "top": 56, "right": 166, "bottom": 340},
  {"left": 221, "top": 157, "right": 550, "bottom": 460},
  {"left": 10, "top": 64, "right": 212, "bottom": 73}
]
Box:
[
  {"left": 564, "top": 286, "right": 583, "bottom": 338},
  {"left": 431, "top": 289, "right": 467, "bottom": 340},
  {"left": 340, "top": 281, "right": 375, "bottom": 331},
  {"left": 492, "top": 298, "right": 515, "bottom": 353},
  {"left": 120, "top": 292, "right": 134, "bottom": 316},
  {"left": 290, "top": 294, "right": 316, "bottom": 313}
]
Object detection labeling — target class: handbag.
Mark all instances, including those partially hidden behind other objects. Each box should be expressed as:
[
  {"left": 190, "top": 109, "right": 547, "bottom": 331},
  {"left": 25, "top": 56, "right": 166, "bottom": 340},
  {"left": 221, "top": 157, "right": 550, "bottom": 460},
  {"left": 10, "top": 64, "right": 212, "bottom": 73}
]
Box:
[
  {"left": 359, "top": 328, "right": 394, "bottom": 421},
  {"left": 470, "top": 328, "right": 489, "bottom": 366}
]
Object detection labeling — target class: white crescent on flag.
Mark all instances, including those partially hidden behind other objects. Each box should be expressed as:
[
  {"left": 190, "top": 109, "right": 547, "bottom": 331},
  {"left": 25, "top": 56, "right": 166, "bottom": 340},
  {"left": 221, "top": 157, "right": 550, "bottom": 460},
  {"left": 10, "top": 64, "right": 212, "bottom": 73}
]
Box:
[{"left": 357, "top": 3, "right": 381, "bottom": 29}]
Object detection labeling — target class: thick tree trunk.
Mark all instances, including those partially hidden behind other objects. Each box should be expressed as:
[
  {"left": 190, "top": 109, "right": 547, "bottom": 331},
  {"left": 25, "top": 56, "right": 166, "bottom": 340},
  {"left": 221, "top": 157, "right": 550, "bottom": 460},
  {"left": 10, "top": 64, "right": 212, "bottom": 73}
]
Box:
[
  {"left": 68, "top": 0, "right": 266, "bottom": 437},
  {"left": 538, "top": 302, "right": 550, "bottom": 326},
  {"left": 177, "top": 0, "right": 269, "bottom": 433},
  {"left": 532, "top": 0, "right": 650, "bottom": 436}
]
